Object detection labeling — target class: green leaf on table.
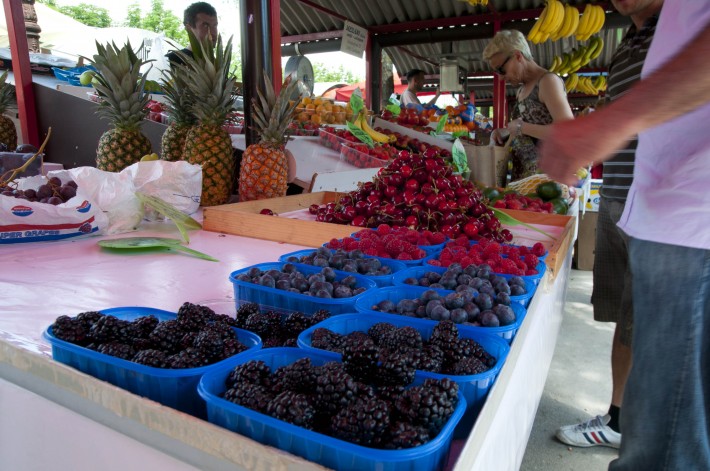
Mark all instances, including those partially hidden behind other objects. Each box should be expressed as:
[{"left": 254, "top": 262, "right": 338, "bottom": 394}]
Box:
[
  {"left": 349, "top": 89, "right": 364, "bottom": 119},
  {"left": 488, "top": 206, "right": 555, "bottom": 240},
  {"left": 136, "top": 192, "right": 202, "bottom": 243},
  {"left": 452, "top": 138, "right": 469, "bottom": 174},
  {"left": 347, "top": 120, "right": 374, "bottom": 148},
  {"left": 436, "top": 112, "right": 448, "bottom": 134},
  {"left": 98, "top": 237, "right": 218, "bottom": 262}
]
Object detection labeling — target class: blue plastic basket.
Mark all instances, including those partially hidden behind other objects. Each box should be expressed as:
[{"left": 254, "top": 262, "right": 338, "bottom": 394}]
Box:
[
  {"left": 42, "top": 307, "right": 262, "bottom": 418},
  {"left": 353, "top": 286, "right": 527, "bottom": 343},
  {"left": 279, "top": 249, "right": 407, "bottom": 287},
  {"left": 391, "top": 266, "right": 537, "bottom": 308},
  {"left": 298, "top": 313, "right": 509, "bottom": 415},
  {"left": 51, "top": 65, "right": 95, "bottom": 87},
  {"left": 198, "top": 347, "right": 466, "bottom": 471},
  {"left": 229, "top": 262, "right": 378, "bottom": 315}
]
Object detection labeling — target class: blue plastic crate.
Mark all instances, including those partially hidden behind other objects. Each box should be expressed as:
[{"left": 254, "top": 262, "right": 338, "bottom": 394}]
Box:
[
  {"left": 229, "top": 262, "right": 378, "bottom": 315},
  {"left": 353, "top": 286, "right": 527, "bottom": 343},
  {"left": 42, "top": 306, "right": 262, "bottom": 418},
  {"left": 198, "top": 347, "right": 466, "bottom": 471},
  {"left": 279, "top": 249, "right": 407, "bottom": 287},
  {"left": 51, "top": 65, "right": 95, "bottom": 87},
  {"left": 391, "top": 266, "right": 537, "bottom": 308},
  {"left": 298, "top": 313, "right": 509, "bottom": 415}
]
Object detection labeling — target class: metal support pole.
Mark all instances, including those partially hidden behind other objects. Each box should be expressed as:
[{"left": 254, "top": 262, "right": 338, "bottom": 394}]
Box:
[
  {"left": 3, "top": 0, "right": 39, "bottom": 147},
  {"left": 365, "top": 34, "right": 382, "bottom": 113}
]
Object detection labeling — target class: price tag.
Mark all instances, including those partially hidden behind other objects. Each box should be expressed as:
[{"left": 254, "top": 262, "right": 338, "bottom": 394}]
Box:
[
  {"left": 452, "top": 138, "right": 469, "bottom": 174},
  {"left": 350, "top": 89, "right": 364, "bottom": 120},
  {"left": 347, "top": 120, "right": 374, "bottom": 148}
]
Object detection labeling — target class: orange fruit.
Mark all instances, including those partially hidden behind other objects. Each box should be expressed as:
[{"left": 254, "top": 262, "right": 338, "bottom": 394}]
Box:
[{"left": 311, "top": 114, "right": 322, "bottom": 124}]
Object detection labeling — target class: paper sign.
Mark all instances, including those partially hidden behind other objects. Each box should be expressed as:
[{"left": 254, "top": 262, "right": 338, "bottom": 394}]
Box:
[
  {"left": 341, "top": 21, "right": 367, "bottom": 58},
  {"left": 452, "top": 138, "right": 469, "bottom": 174}
]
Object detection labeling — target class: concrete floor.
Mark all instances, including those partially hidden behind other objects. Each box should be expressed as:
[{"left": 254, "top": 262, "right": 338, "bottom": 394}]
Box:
[{"left": 520, "top": 269, "right": 619, "bottom": 471}]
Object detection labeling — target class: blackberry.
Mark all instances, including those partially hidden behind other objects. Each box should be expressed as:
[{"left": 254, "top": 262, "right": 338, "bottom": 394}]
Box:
[
  {"left": 384, "top": 421, "right": 430, "bottom": 449},
  {"left": 148, "top": 319, "right": 186, "bottom": 353},
  {"left": 129, "top": 315, "right": 159, "bottom": 339},
  {"left": 449, "top": 357, "right": 488, "bottom": 375},
  {"left": 378, "top": 350, "right": 417, "bottom": 387},
  {"left": 167, "top": 347, "right": 209, "bottom": 368},
  {"left": 311, "top": 328, "right": 345, "bottom": 353},
  {"left": 367, "top": 322, "right": 397, "bottom": 346},
  {"left": 97, "top": 341, "right": 136, "bottom": 360},
  {"left": 314, "top": 367, "right": 360, "bottom": 416},
  {"left": 330, "top": 398, "right": 391, "bottom": 446},
  {"left": 180, "top": 331, "right": 198, "bottom": 350},
  {"left": 308, "top": 309, "right": 332, "bottom": 327},
  {"left": 223, "top": 382, "right": 273, "bottom": 413},
  {"left": 282, "top": 312, "right": 309, "bottom": 338},
  {"left": 131, "top": 338, "right": 154, "bottom": 351},
  {"left": 283, "top": 338, "right": 299, "bottom": 347},
  {"left": 417, "top": 344, "right": 445, "bottom": 373},
  {"left": 176, "top": 302, "right": 214, "bottom": 330},
  {"left": 235, "top": 303, "right": 260, "bottom": 329},
  {"left": 193, "top": 329, "right": 225, "bottom": 359},
  {"left": 272, "top": 357, "right": 318, "bottom": 394},
  {"left": 344, "top": 331, "right": 370, "bottom": 344},
  {"left": 395, "top": 379, "right": 459, "bottom": 435},
  {"left": 132, "top": 349, "right": 169, "bottom": 368},
  {"left": 377, "top": 385, "right": 406, "bottom": 407},
  {"left": 342, "top": 336, "right": 379, "bottom": 382},
  {"left": 261, "top": 337, "right": 285, "bottom": 348},
  {"left": 266, "top": 391, "right": 315, "bottom": 429},
  {"left": 212, "top": 313, "right": 238, "bottom": 327},
  {"left": 51, "top": 315, "right": 90, "bottom": 345},
  {"left": 208, "top": 321, "right": 237, "bottom": 341},
  {"left": 220, "top": 338, "right": 248, "bottom": 360},
  {"left": 245, "top": 311, "right": 282, "bottom": 339},
  {"left": 459, "top": 338, "right": 497, "bottom": 368},
  {"left": 89, "top": 315, "right": 132, "bottom": 343},
  {"left": 74, "top": 311, "right": 105, "bottom": 330},
  {"left": 225, "top": 360, "right": 271, "bottom": 389},
  {"left": 381, "top": 326, "right": 423, "bottom": 353}
]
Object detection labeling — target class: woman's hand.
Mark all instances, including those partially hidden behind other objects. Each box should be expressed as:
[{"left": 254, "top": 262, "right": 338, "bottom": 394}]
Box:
[
  {"left": 491, "top": 128, "right": 510, "bottom": 145},
  {"left": 506, "top": 118, "right": 523, "bottom": 138}
]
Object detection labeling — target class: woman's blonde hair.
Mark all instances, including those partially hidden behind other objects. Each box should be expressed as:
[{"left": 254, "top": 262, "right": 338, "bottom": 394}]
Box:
[{"left": 483, "top": 29, "right": 533, "bottom": 62}]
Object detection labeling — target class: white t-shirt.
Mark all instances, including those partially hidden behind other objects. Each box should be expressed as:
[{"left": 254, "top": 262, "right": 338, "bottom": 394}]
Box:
[{"left": 400, "top": 89, "right": 420, "bottom": 106}]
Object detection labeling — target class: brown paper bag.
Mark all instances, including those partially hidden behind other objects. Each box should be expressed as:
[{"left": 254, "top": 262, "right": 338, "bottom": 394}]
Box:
[{"left": 468, "top": 136, "right": 511, "bottom": 187}]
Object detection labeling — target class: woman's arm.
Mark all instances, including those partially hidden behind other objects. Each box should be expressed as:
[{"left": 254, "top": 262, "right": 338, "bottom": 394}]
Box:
[{"left": 512, "top": 73, "right": 574, "bottom": 140}]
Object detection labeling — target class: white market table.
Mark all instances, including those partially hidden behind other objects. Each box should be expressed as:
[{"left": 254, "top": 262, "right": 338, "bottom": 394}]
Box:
[{"left": 0, "top": 217, "right": 571, "bottom": 471}]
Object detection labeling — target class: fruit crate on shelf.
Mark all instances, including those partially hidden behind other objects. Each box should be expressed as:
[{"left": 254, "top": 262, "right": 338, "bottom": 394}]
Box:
[
  {"left": 203, "top": 191, "right": 355, "bottom": 247},
  {"left": 339, "top": 144, "right": 389, "bottom": 169},
  {"left": 298, "top": 313, "right": 510, "bottom": 417},
  {"left": 198, "top": 347, "right": 466, "bottom": 471},
  {"left": 43, "top": 307, "right": 262, "bottom": 418}
]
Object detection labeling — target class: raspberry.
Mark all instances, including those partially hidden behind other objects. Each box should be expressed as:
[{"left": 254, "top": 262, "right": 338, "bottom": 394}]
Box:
[
  {"left": 486, "top": 253, "right": 503, "bottom": 266},
  {"left": 397, "top": 252, "right": 413, "bottom": 260},
  {"left": 524, "top": 254, "right": 539, "bottom": 269},
  {"left": 517, "top": 245, "right": 531, "bottom": 256},
  {"left": 525, "top": 268, "right": 538, "bottom": 276},
  {"left": 429, "top": 232, "right": 446, "bottom": 245},
  {"left": 410, "top": 248, "right": 426, "bottom": 260},
  {"left": 344, "top": 239, "right": 361, "bottom": 251},
  {"left": 532, "top": 242, "right": 546, "bottom": 257},
  {"left": 328, "top": 238, "right": 342, "bottom": 249},
  {"left": 482, "top": 242, "right": 501, "bottom": 257},
  {"left": 364, "top": 248, "right": 379, "bottom": 256},
  {"left": 358, "top": 230, "right": 377, "bottom": 240},
  {"left": 377, "top": 224, "right": 391, "bottom": 235},
  {"left": 459, "top": 256, "right": 473, "bottom": 268},
  {"left": 453, "top": 235, "right": 469, "bottom": 247},
  {"left": 501, "top": 259, "right": 518, "bottom": 274},
  {"left": 507, "top": 252, "right": 522, "bottom": 264},
  {"left": 477, "top": 237, "right": 491, "bottom": 248},
  {"left": 469, "top": 254, "right": 484, "bottom": 266},
  {"left": 429, "top": 259, "right": 443, "bottom": 267}
]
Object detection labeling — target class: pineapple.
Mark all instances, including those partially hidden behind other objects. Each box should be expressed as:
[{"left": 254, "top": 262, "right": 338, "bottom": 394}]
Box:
[
  {"left": 177, "top": 32, "right": 236, "bottom": 206},
  {"left": 0, "top": 71, "right": 17, "bottom": 150},
  {"left": 89, "top": 41, "right": 152, "bottom": 172},
  {"left": 238, "top": 74, "right": 301, "bottom": 202},
  {"left": 160, "top": 65, "right": 196, "bottom": 161}
]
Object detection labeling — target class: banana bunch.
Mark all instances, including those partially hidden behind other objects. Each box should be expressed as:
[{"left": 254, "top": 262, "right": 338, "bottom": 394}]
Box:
[
  {"left": 461, "top": 0, "right": 489, "bottom": 5},
  {"left": 565, "top": 73, "right": 607, "bottom": 95},
  {"left": 549, "top": 4, "right": 580, "bottom": 41},
  {"left": 527, "top": 0, "right": 565, "bottom": 44},
  {"left": 549, "top": 36, "right": 604, "bottom": 74},
  {"left": 575, "top": 4, "right": 605, "bottom": 41},
  {"left": 354, "top": 112, "right": 396, "bottom": 144}
]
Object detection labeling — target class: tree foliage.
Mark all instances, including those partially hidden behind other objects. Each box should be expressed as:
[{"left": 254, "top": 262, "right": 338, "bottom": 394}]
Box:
[
  {"left": 312, "top": 63, "right": 363, "bottom": 84},
  {"left": 124, "top": 0, "right": 188, "bottom": 46},
  {"left": 38, "top": 1, "right": 112, "bottom": 28}
]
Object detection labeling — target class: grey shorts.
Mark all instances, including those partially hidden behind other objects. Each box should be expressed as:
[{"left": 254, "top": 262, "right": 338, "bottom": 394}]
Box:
[{"left": 591, "top": 197, "right": 633, "bottom": 346}]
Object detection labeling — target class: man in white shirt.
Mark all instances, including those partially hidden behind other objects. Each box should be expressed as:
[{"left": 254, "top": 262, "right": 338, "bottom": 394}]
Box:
[{"left": 400, "top": 69, "right": 440, "bottom": 107}]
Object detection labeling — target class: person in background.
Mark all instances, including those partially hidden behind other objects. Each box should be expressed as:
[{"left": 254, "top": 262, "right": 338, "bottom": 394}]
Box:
[
  {"left": 539, "top": 2, "right": 710, "bottom": 468},
  {"left": 166, "top": 2, "right": 219, "bottom": 66},
  {"left": 555, "top": 0, "right": 663, "bottom": 451},
  {"left": 400, "top": 69, "right": 440, "bottom": 107},
  {"left": 483, "top": 29, "right": 573, "bottom": 182}
]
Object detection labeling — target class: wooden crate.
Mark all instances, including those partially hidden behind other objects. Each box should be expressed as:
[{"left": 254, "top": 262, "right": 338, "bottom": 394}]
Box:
[
  {"left": 499, "top": 208, "right": 576, "bottom": 282},
  {"left": 202, "top": 192, "right": 353, "bottom": 247}
]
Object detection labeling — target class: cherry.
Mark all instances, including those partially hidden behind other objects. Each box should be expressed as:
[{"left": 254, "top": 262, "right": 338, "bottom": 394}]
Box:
[{"left": 259, "top": 208, "right": 275, "bottom": 215}]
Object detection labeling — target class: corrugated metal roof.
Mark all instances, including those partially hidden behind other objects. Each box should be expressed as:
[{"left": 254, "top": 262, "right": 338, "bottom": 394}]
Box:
[{"left": 279, "top": 0, "right": 630, "bottom": 103}]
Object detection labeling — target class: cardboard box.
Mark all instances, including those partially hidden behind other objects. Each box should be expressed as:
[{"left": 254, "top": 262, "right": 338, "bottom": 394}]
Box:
[
  {"left": 574, "top": 211, "right": 598, "bottom": 270},
  {"left": 585, "top": 179, "right": 602, "bottom": 212}
]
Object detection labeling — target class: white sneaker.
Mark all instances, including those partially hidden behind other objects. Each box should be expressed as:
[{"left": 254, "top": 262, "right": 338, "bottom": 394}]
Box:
[{"left": 556, "top": 414, "right": 621, "bottom": 449}]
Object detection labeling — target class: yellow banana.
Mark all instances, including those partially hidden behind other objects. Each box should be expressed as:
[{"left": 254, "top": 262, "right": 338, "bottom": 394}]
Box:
[
  {"left": 589, "top": 37, "right": 604, "bottom": 60},
  {"left": 576, "top": 4, "right": 594, "bottom": 40},
  {"left": 592, "top": 5, "right": 606, "bottom": 36},
  {"left": 360, "top": 113, "right": 394, "bottom": 144},
  {"left": 545, "top": 0, "right": 565, "bottom": 36},
  {"left": 557, "top": 53, "right": 571, "bottom": 75},
  {"left": 549, "top": 55, "right": 561, "bottom": 73},
  {"left": 556, "top": 4, "right": 574, "bottom": 39},
  {"left": 539, "top": 1, "right": 556, "bottom": 35},
  {"left": 565, "top": 73, "right": 579, "bottom": 93},
  {"left": 527, "top": 11, "right": 545, "bottom": 43},
  {"left": 564, "top": 5, "right": 580, "bottom": 38}
]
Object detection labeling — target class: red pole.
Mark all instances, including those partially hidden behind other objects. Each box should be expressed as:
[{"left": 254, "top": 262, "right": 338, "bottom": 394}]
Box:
[
  {"left": 364, "top": 32, "right": 372, "bottom": 110},
  {"left": 3, "top": 0, "right": 39, "bottom": 147},
  {"left": 269, "top": 0, "right": 282, "bottom": 92},
  {"left": 491, "top": 20, "right": 507, "bottom": 130}
]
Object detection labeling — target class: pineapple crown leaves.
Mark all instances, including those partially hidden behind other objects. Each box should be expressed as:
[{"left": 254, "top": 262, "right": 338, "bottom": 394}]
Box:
[
  {"left": 159, "top": 65, "right": 197, "bottom": 127},
  {"left": 0, "top": 71, "right": 15, "bottom": 114},
  {"left": 86, "top": 40, "right": 152, "bottom": 132},
  {"left": 174, "top": 30, "right": 236, "bottom": 127},
  {"left": 251, "top": 72, "right": 302, "bottom": 147}
]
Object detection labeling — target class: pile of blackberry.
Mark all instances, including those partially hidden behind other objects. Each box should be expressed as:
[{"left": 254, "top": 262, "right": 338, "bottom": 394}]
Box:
[
  {"left": 233, "top": 263, "right": 369, "bottom": 299},
  {"left": 221, "top": 357, "right": 459, "bottom": 449},
  {"left": 235, "top": 303, "right": 332, "bottom": 348},
  {"left": 312, "top": 320, "right": 496, "bottom": 376},
  {"left": 49, "top": 302, "right": 250, "bottom": 369}
]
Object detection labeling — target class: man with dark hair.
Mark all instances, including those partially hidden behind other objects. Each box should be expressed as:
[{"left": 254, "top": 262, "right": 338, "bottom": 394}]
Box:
[
  {"left": 166, "top": 2, "right": 218, "bottom": 65},
  {"left": 401, "top": 69, "right": 440, "bottom": 107}
]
